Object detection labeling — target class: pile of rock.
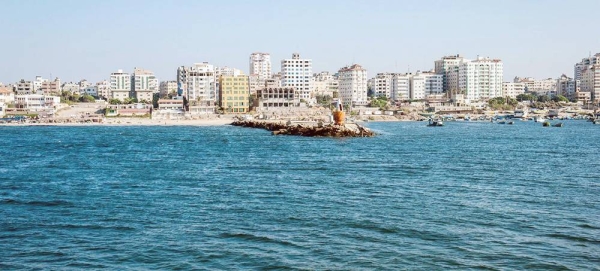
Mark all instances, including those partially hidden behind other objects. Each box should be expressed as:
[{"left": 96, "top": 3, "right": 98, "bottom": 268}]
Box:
[{"left": 230, "top": 120, "right": 375, "bottom": 137}]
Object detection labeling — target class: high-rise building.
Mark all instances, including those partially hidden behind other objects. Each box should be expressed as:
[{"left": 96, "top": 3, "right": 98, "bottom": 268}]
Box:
[
  {"left": 373, "top": 73, "right": 394, "bottom": 98},
  {"left": 574, "top": 53, "right": 600, "bottom": 81},
  {"left": 410, "top": 71, "right": 443, "bottom": 100},
  {"left": 391, "top": 74, "right": 410, "bottom": 101},
  {"left": 338, "top": 64, "right": 368, "bottom": 107},
  {"left": 556, "top": 74, "right": 577, "bottom": 99},
  {"left": 249, "top": 52, "right": 272, "bottom": 80},
  {"left": 281, "top": 53, "right": 313, "bottom": 102},
  {"left": 110, "top": 69, "right": 131, "bottom": 101},
  {"left": 219, "top": 75, "right": 249, "bottom": 114},
  {"left": 435, "top": 54, "right": 465, "bottom": 92},
  {"left": 579, "top": 64, "right": 600, "bottom": 103},
  {"left": 132, "top": 68, "right": 157, "bottom": 102},
  {"left": 177, "top": 63, "right": 217, "bottom": 114},
  {"left": 456, "top": 56, "right": 504, "bottom": 100}
]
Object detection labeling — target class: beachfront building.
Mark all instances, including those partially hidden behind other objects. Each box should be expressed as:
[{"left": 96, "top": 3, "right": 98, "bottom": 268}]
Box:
[
  {"left": 0, "top": 85, "right": 15, "bottom": 104},
  {"left": 513, "top": 76, "right": 556, "bottom": 96},
  {"left": 338, "top": 64, "right": 368, "bottom": 107},
  {"left": 14, "top": 94, "right": 60, "bottom": 111},
  {"left": 159, "top": 81, "right": 178, "bottom": 98},
  {"left": 556, "top": 74, "right": 577, "bottom": 99},
  {"left": 455, "top": 56, "right": 504, "bottom": 101},
  {"left": 110, "top": 69, "right": 131, "bottom": 102},
  {"left": 132, "top": 68, "right": 157, "bottom": 103},
  {"left": 313, "top": 71, "right": 338, "bottom": 97},
  {"left": 373, "top": 73, "right": 393, "bottom": 98},
  {"left": 40, "top": 78, "right": 61, "bottom": 95},
  {"left": 410, "top": 71, "right": 443, "bottom": 100},
  {"left": 502, "top": 82, "right": 526, "bottom": 99},
  {"left": 391, "top": 73, "right": 410, "bottom": 101},
  {"left": 16, "top": 79, "right": 34, "bottom": 95},
  {"left": 256, "top": 87, "right": 299, "bottom": 110},
  {"left": 177, "top": 62, "right": 217, "bottom": 114},
  {"left": 435, "top": 54, "right": 465, "bottom": 92},
  {"left": 579, "top": 64, "right": 600, "bottom": 103},
  {"left": 250, "top": 52, "right": 272, "bottom": 80},
  {"left": 281, "top": 53, "right": 313, "bottom": 103},
  {"left": 96, "top": 80, "right": 110, "bottom": 100},
  {"left": 219, "top": 75, "right": 249, "bottom": 114},
  {"left": 574, "top": 53, "right": 600, "bottom": 81}
]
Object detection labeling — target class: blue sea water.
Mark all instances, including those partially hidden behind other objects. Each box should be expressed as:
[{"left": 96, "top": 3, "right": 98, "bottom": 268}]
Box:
[{"left": 0, "top": 121, "right": 599, "bottom": 270}]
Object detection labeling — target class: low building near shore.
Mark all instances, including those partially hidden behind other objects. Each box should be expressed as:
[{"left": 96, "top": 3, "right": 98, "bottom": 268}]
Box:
[
  {"left": 14, "top": 94, "right": 60, "bottom": 112},
  {"left": 153, "top": 99, "right": 185, "bottom": 119},
  {"left": 256, "top": 87, "right": 300, "bottom": 111},
  {"left": 106, "top": 103, "right": 152, "bottom": 117},
  {"left": 0, "top": 102, "right": 5, "bottom": 117}
]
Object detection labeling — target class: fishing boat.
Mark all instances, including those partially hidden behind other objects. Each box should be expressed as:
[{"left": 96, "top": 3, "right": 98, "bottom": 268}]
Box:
[
  {"left": 534, "top": 116, "right": 546, "bottom": 123},
  {"left": 542, "top": 121, "right": 551, "bottom": 127},
  {"left": 553, "top": 122, "right": 564, "bottom": 127},
  {"left": 507, "top": 121, "right": 514, "bottom": 125},
  {"left": 427, "top": 119, "right": 444, "bottom": 127}
]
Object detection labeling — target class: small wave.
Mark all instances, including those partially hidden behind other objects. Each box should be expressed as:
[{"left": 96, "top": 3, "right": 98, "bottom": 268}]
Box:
[
  {"left": 0, "top": 198, "right": 73, "bottom": 207},
  {"left": 54, "top": 224, "right": 136, "bottom": 231},
  {"left": 545, "top": 233, "right": 600, "bottom": 244},
  {"left": 219, "top": 232, "right": 300, "bottom": 248},
  {"left": 577, "top": 224, "right": 600, "bottom": 230}
]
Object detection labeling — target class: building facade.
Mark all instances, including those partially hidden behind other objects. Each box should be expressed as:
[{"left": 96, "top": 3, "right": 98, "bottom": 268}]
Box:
[
  {"left": 159, "top": 81, "right": 178, "bottom": 98},
  {"left": 391, "top": 74, "right": 410, "bottom": 101},
  {"left": 96, "top": 80, "right": 110, "bottom": 99},
  {"left": 435, "top": 54, "right": 465, "bottom": 92},
  {"left": 579, "top": 64, "right": 600, "bottom": 103},
  {"left": 249, "top": 52, "right": 272, "bottom": 80},
  {"left": 281, "top": 53, "right": 313, "bottom": 102},
  {"left": 256, "top": 87, "right": 299, "bottom": 110},
  {"left": 132, "top": 67, "right": 157, "bottom": 102},
  {"left": 177, "top": 63, "right": 217, "bottom": 114},
  {"left": 502, "top": 82, "right": 525, "bottom": 99},
  {"left": 313, "top": 71, "right": 338, "bottom": 97},
  {"left": 410, "top": 71, "right": 443, "bottom": 100},
  {"left": 373, "top": 73, "right": 393, "bottom": 98},
  {"left": 16, "top": 79, "right": 34, "bottom": 95},
  {"left": 338, "top": 64, "right": 368, "bottom": 107},
  {"left": 457, "top": 56, "right": 504, "bottom": 101},
  {"left": 110, "top": 69, "right": 131, "bottom": 101},
  {"left": 219, "top": 75, "right": 249, "bottom": 114},
  {"left": 40, "top": 78, "right": 61, "bottom": 95},
  {"left": 574, "top": 53, "right": 600, "bottom": 81},
  {"left": 556, "top": 74, "right": 577, "bottom": 99}
]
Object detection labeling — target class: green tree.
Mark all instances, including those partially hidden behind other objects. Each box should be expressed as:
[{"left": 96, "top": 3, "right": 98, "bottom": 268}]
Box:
[
  {"left": 552, "top": 95, "right": 569, "bottom": 103},
  {"left": 109, "top": 98, "right": 121, "bottom": 105},
  {"left": 79, "top": 94, "right": 96, "bottom": 103},
  {"left": 516, "top": 93, "right": 536, "bottom": 102},
  {"left": 537, "top": 95, "right": 550, "bottom": 102},
  {"left": 152, "top": 93, "right": 160, "bottom": 108}
]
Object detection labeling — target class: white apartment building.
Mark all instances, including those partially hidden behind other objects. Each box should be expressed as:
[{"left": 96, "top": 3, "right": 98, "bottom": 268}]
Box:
[
  {"left": 132, "top": 68, "right": 157, "bottom": 102},
  {"left": 249, "top": 52, "right": 272, "bottom": 80},
  {"left": 79, "top": 79, "right": 91, "bottom": 93},
  {"left": 83, "top": 86, "right": 98, "bottom": 97},
  {"left": 556, "top": 74, "right": 577, "bottom": 99},
  {"left": 579, "top": 64, "right": 600, "bottom": 103},
  {"left": 159, "top": 81, "right": 178, "bottom": 98},
  {"left": 502, "top": 82, "right": 525, "bottom": 99},
  {"left": 281, "top": 53, "right": 313, "bottom": 102},
  {"left": 177, "top": 63, "right": 217, "bottom": 114},
  {"left": 33, "top": 76, "right": 48, "bottom": 93},
  {"left": 391, "top": 74, "right": 410, "bottom": 101},
  {"left": 435, "top": 54, "right": 465, "bottom": 92},
  {"left": 410, "top": 71, "right": 443, "bottom": 100},
  {"left": 338, "top": 64, "right": 368, "bottom": 107},
  {"left": 96, "top": 80, "right": 110, "bottom": 99},
  {"left": 248, "top": 74, "right": 262, "bottom": 95},
  {"left": 457, "top": 56, "right": 504, "bottom": 101},
  {"left": 574, "top": 53, "right": 600, "bottom": 81},
  {"left": 14, "top": 94, "right": 61, "bottom": 111},
  {"left": 110, "top": 69, "right": 131, "bottom": 101},
  {"left": 513, "top": 76, "right": 556, "bottom": 95},
  {"left": 216, "top": 66, "right": 244, "bottom": 78},
  {"left": 373, "top": 73, "right": 393, "bottom": 98}
]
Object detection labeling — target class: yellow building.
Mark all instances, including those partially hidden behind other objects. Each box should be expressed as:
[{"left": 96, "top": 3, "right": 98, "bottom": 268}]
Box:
[{"left": 219, "top": 75, "right": 250, "bottom": 113}]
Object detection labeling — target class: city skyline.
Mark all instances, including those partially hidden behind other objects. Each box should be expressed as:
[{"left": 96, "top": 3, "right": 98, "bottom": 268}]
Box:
[{"left": 1, "top": 0, "right": 599, "bottom": 83}]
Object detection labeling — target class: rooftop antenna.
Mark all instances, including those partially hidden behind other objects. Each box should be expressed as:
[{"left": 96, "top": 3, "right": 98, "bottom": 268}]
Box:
[{"left": 408, "top": 65, "right": 410, "bottom": 73}]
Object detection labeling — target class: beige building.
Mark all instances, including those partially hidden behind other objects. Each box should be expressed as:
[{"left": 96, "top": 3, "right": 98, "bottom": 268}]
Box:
[
  {"left": 40, "top": 78, "right": 61, "bottom": 95},
  {"left": 257, "top": 87, "right": 299, "bottom": 110},
  {"left": 502, "top": 82, "right": 526, "bottom": 99},
  {"left": 219, "top": 75, "right": 250, "bottom": 114},
  {"left": 579, "top": 64, "right": 600, "bottom": 103},
  {"left": 159, "top": 81, "right": 178, "bottom": 98}
]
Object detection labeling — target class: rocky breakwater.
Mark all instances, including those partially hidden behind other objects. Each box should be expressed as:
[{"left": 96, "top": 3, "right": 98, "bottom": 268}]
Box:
[{"left": 230, "top": 120, "right": 375, "bottom": 137}]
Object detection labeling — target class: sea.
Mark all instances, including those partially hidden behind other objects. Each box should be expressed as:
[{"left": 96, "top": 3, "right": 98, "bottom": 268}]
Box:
[{"left": 0, "top": 120, "right": 599, "bottom": 270}]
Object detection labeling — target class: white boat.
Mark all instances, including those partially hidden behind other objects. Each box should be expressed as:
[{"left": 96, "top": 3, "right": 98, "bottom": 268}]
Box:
[
  {"left": 534, "top": 116, "right": 545, "bottom": 123},
  {"left": 514, "top": 109, "right": 528, "bottom": 118}
]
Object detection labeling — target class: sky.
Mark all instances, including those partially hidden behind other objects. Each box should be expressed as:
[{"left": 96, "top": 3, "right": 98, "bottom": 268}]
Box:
[{"left": 1, "top": 0, "right": 599, "bottom": 84}]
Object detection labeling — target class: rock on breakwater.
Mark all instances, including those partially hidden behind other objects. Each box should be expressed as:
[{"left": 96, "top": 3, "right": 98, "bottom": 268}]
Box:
[{"left": 230, "top": 120, "right": 375, "bottom": 137}]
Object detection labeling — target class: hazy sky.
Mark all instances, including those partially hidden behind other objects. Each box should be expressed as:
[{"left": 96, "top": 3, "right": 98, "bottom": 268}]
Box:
[{"left": 1, "top": 0, "right": 599, "bottom": 84}]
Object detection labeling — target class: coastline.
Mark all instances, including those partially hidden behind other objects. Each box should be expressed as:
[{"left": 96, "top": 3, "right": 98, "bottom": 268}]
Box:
[{"left": 0, "top": 118, "right": 235, "bottom": 127}]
